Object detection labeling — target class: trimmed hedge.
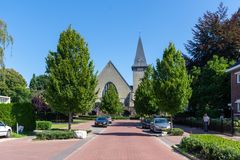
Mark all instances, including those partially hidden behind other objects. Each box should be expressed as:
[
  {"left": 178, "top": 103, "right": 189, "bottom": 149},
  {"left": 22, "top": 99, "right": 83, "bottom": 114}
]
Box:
[
  {"left": 36, "top": 130, "right": 75, "bottom": 140},
  {"left": 36, "top": 121, "right": 52, "bottom": 130},
  {"left": 179, "top": 134, "right": 240, "bottom": 160},
  {"left": 0, "top": 103, "right": 36, "bottom": 131},
  {"left": 167, "top": 128, "right": 184, "bottom": 136}
]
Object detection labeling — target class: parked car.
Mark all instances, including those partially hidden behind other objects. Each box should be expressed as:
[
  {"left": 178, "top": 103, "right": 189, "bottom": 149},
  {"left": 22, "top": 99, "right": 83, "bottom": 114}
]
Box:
[
  {"left": 95, "top": 117, "right": 109, "bottom": 127},
  {"left": 104, "top": 116, "right": 112, "bottom": 125},
  {"left": 150, "top": 118, "right": 170, "bottom": 133},
  {"left": 0, "top": 121, "right": 12, "bottom": 137},
  {"left": 142, "top": 118, "right": 151, "bottom": 129}
]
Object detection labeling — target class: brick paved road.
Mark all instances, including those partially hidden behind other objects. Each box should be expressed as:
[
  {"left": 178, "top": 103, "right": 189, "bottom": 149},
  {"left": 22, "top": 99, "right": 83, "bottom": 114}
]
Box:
[{"left": 67, "top": 120, "right": 187, "bottom": 160}]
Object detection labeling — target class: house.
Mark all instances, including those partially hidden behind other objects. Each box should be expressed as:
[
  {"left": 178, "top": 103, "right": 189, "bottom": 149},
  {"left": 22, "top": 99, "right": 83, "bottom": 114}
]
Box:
[
  {"left": 226, "top": 61, "right": 240, "bottom": 117},
  {"left": 0, "top": 95, "right": 11, "bottom": 104}
]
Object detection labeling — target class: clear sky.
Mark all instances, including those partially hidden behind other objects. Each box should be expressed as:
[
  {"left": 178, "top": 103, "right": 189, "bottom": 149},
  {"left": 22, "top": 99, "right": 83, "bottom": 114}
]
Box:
[{"left": 1, "top": 0, "right": 240, "bottom": 86}]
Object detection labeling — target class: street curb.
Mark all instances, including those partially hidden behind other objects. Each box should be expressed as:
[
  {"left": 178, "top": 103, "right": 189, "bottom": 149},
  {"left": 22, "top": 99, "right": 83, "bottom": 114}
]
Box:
[{"left": 172, "top": 145, "right": 200, "bottom": 160}]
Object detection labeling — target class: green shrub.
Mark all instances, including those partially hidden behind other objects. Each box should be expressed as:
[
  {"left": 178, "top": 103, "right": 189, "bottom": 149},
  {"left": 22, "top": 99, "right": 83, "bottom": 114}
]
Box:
[
  {"left": 167, "top": 128, "right": 184, "bottom": 136},
  {"left": 179, "top": 134, "right": 240, "bottom": 160},
  {"left": 36, "top": 130, "right": 75, "bottom": 140},
  {"left": 0, "top": 103, "right": 15, "bottom": 126},
  {"left": 36, "top": 121, "right": 52, "bottom": 130},
  {"left": 12, "top": 103, "right": 36, "bottom": 131},
  {"left": 0, "top": 103, "right": 35, "bottom": 131}
]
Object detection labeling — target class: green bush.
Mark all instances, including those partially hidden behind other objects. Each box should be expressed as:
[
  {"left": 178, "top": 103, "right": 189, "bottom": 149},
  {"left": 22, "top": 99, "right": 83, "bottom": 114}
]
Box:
[
  {"left": 0, "top": 103, "right": 35, "bottom": 131},
  {"left": 36, "top": 121, "right": 52, "bottom": 130},
  {"left": 36, "top": 130, "right": 75, "bottom": 140},
  {"left": 0, "top": 103, "right": 15, "bottom": 126},
  {"left": 179, "top": 134, "right": 240, "bottom": 160},
  {"left": 167, "top": 128, "right": 184, "bottom": 136}
]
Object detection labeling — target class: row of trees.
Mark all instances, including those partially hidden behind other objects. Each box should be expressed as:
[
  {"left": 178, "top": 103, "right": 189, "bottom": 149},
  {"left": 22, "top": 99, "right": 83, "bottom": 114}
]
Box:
[
  {"left": 135, "top": 43, "right": 192, "bottom": 125},
  {"left": 185, "top": 3, "right": 240, "bottom": 118},
  {"left": 135, "top": 3, "right": 240, "bottom": 119}
]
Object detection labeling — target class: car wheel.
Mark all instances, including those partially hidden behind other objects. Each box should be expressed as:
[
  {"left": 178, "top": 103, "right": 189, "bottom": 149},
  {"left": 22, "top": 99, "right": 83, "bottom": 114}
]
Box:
[{"left": 6, "top": 130, "right": 11, "bottom": 138}]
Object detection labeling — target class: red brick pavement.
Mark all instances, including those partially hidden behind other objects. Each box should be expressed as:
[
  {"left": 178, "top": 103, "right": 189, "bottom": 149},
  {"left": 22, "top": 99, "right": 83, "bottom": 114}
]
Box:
[
  {"left": 67, "top": 120, "right": 187, "bottom": 160},
  {"left": 0, "top": 121, "right": 95, "bottom": 160},
  {"left": 0, "top": 137, "right": 78, "bottom": 160}
]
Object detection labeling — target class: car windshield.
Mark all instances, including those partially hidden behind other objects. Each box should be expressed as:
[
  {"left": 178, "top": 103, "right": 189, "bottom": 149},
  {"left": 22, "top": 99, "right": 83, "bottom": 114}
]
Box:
[
  {"left": 97, "top": 117, "right": 107, "bottom": 121},
  {"left": 0, "top": 122, "right": 4, "bottom": 126},
  {"left": 155, "top": 119, "right": 167, "bottom": 124}
]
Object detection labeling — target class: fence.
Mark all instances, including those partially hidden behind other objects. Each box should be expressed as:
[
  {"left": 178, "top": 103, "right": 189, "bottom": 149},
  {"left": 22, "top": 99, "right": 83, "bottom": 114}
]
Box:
[{"left": 174, "top": 117, "right": 240, "bottom": 136}]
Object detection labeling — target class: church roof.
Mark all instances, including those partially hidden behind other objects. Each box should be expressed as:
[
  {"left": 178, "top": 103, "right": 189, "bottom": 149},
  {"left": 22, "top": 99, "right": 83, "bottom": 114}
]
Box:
[
  {"left": 98, "top": 61, "right": 131, "bottom": 90},
  {"left": 132, "top": 37, "right": 147, "bottom": 68}
]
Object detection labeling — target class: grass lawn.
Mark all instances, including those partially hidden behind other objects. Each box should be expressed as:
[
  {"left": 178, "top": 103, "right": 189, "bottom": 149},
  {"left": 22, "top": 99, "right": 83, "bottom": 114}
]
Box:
[{"left": 51, "top": 119, "right": 89, "bottom": 129}]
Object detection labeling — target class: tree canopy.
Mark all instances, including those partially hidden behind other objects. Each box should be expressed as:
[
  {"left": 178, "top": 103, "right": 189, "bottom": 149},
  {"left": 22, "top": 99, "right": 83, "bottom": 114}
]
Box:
[
  {"left": 45, "top": 26, "right": 97, "bottom": 130},
  {"left": 29, "top": 74, "right": 49, "bottom": 112},
  {"left": 101, "top": 84, "right": 123, "bottom": 115},
  {"left": 134, "top": 65, "right": 159, "bottom": 116},
  {"left": 153, "top": 43, "right": 192, "bottom": 120},
  {"left": 185, "top": 3, "right": 240, "bottom": 68},
  {"left": 0, "top": 68, "right": 30, "bottom": 103},
  {"left": 189, "top": 55, "right": 234, "bottom": 117},
  {"left": 0, "top": 19, "right": 13, "bottom": 69}
]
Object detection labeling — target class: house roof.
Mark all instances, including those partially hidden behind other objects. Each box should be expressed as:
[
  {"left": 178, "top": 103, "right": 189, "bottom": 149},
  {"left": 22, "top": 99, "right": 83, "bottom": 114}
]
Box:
[
  {"left": 132, "top": 37, "right": 147, "bottom": 68},
  {"left": 225, "top": 61, "right": 240, "bottom": 72}
]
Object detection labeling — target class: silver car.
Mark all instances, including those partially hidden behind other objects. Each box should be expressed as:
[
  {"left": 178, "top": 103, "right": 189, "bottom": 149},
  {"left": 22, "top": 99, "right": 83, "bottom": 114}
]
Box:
[{"left": 150, "top": 118, "right": 170, "bottom": 133}]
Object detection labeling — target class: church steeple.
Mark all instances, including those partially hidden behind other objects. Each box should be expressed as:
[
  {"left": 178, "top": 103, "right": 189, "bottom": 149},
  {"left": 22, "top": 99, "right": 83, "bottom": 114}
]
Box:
[
  {"left": 132, "top": 37, "right": 148, "bottom": 93},
  {"left": 132, "top": 36, "right": 147, "bottom": 69}
]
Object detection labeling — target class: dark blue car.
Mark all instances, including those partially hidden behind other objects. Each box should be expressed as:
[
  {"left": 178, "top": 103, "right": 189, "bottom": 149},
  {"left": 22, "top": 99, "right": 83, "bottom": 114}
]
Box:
[{"left": 95, "top": 117, "right": 109, "bottom": 127}]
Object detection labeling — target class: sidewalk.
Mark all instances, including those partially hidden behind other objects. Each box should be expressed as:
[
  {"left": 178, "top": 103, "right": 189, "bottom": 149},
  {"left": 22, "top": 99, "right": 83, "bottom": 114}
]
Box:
[
  {"left": 158, "top": 124, "right": 240, "bottom": 148},
  {"left": 175, "top": 124, "right": 240, "bottom": 141}
]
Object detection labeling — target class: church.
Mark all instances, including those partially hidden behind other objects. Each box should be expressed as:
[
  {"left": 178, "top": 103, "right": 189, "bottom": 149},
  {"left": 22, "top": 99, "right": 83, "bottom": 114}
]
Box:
[{"left": 95, "top": 37, "right": 148, "bottom": 115}]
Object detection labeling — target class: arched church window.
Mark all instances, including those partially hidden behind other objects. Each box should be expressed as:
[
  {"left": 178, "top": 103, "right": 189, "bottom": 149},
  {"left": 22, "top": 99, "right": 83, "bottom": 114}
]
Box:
[{"left": 102, "top": 82, "right": 118, "bottom": 96}]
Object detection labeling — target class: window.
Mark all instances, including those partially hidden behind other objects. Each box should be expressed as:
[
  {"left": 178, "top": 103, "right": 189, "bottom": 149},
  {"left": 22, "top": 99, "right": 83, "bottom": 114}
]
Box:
[
  {"left": 238, "top": 103, "right": 240, "bottom": 112},
  {"left": 102, "top": 82, "right": 118, "bottom": 97},
  {"left": 237, "top": 73, "right": 240, "bottom": 83}
]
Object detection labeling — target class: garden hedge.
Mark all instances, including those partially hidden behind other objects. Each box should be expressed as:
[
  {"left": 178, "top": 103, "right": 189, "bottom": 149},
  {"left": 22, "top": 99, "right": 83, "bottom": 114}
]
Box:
[
  {"left": 36, "top": 130, "right": 75, "bottom": 140},
  {"left": 0, "top": 103, "right": 36, "bottom": 131},
  {"left": 179, "top": 134, "right": 240, "bottom": 160},
  {"left": 36, "top": 121, "right": 52, "bottom": 130}
]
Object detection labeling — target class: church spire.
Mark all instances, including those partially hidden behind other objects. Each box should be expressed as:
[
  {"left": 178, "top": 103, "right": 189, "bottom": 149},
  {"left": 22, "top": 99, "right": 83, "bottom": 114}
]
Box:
[{"left": 132, "top": 36, "right": 147, "bottom": 69}]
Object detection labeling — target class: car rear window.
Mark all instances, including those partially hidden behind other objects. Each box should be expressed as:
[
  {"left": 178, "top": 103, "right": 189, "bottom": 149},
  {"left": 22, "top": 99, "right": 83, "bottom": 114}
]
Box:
[{"left": 155, "top": 119, "right": 167, "bottom": 123}]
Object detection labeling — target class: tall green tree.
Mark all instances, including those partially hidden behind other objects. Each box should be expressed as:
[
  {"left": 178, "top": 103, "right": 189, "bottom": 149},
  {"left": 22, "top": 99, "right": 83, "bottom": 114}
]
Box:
[
  {"left": 189, "top": 55, "right": 234, "bottom": 117},
  {"left": 134, "top": 65, "right": 159, "bottom": 116},
  {"left": 0, "top": 68, "right": 30, "bottom": 103},
  {"left": 101, "top": 84, "right": 123, "bottom": 115},
  {"left": 0, "top": 19, "right": 13, "bottom": 69},
  {"left": 45, "top": 26, "right": 97, "bottom": 130},
  {"left": 153, "top": 43, "right": 192, "bottom": 127},
  {"left": 185, "top": 3, "right": 240, "bottom": 68}
]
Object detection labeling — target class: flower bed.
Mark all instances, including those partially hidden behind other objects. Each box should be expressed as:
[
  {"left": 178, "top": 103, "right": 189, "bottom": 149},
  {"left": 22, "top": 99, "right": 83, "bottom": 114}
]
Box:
[{"left": 179, "top": 134, "right": 240, "bottom": 160}]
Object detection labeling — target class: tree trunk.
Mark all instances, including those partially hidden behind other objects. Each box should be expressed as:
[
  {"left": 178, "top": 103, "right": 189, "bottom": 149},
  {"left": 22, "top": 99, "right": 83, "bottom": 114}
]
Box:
[{"left": 68, "top": 112, "right": 72, "bottom": 130}]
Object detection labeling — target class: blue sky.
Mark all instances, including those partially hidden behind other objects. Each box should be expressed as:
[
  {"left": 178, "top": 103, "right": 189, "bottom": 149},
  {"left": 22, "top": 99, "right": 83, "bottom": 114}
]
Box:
[{"left": 1, "top": 0, "right": 240, "bottom": 86}]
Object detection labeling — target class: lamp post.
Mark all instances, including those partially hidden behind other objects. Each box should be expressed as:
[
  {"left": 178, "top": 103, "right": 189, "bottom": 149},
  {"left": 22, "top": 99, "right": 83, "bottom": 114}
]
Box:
[{"left": 228, "top": 103, "right": 234, "bottom": 136}]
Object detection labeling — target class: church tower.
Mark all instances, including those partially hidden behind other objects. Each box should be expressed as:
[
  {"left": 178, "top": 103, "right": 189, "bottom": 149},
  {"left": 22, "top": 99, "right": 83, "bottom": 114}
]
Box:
[{"left": 132, "top": 37, "right": 148, "bottom": 94}]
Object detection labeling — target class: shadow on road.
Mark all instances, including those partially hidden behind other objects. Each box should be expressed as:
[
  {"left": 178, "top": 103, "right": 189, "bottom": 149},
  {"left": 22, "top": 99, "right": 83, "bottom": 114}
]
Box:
[
  {"left": 111, "top": 121, "right": 141, "bottom": 127},
  {"left": 96, "top": 132, "right": 151, "bottom": 137}
]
